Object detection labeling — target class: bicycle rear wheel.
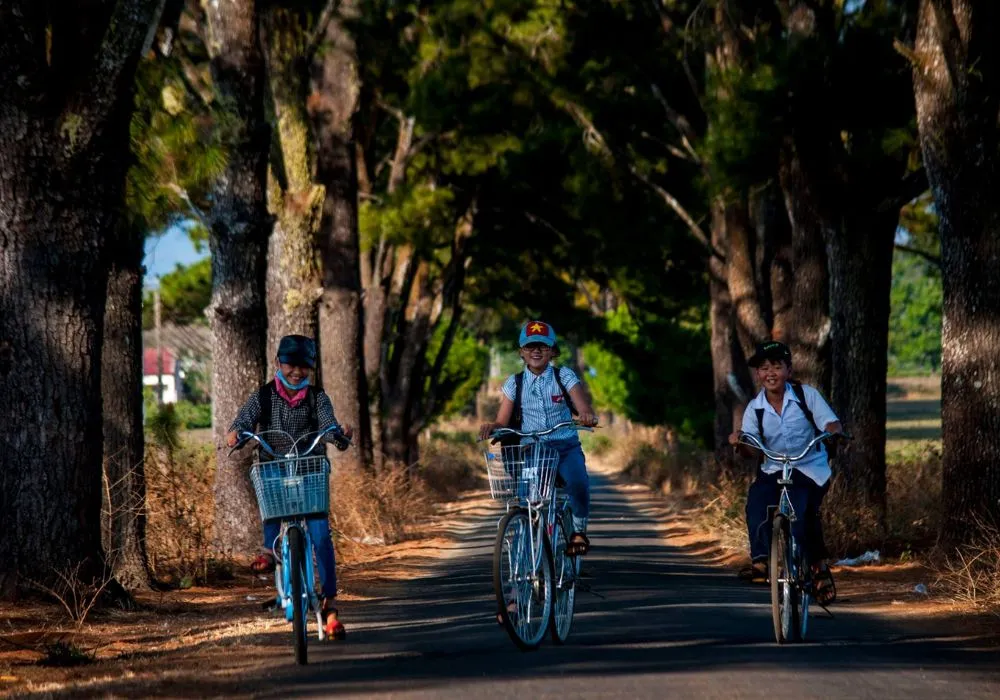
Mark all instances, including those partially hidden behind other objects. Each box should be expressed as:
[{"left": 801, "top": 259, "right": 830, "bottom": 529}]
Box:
[
  {"left": 288, "top": 526, "right": 309, "bottom": 664},
  {"left": 548, "top": 513, "right": 576, "bottom": 644},
  {"left": 770, "top": 514, "right": 799, "bottom": 644},
  {"left": 493, "top": 508, "right": 553, "bottom": 651}
]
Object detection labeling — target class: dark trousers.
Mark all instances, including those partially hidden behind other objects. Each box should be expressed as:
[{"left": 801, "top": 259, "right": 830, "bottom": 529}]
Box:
[{"left": 746, "top": 469, "right": 828, "bottom": 563}]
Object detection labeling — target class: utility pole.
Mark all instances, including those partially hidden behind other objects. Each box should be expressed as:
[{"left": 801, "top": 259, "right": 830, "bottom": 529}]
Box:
[{"left": 154, "top": 286, "right": 164, "bottom": 405}]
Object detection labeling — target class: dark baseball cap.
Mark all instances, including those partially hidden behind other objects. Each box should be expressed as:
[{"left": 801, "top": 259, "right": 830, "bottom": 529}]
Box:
[
  {"left": 748, "top": 340, "right": 792, "bottom": 368},
  {"left": 277, "top": 335, "right": 317, "bottom": 368}
]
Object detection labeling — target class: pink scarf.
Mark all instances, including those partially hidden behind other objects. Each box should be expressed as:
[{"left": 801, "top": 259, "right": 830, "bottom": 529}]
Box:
[{"left": 275, "top": 379, "right": 308, "bottom": 407}]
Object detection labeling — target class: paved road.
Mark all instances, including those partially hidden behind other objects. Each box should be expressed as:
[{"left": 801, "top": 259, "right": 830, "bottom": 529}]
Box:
[{"left": 55, "top": 471, "right": 1000, "bottom": 698}]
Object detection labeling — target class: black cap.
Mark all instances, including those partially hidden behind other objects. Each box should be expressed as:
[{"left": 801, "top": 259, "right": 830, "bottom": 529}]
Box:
[
  {"left": 277, "top": 335, "right": 317, "bottom": 368},
  {"left": 748, "top": 340, "right": 792, "bottom": 368}
]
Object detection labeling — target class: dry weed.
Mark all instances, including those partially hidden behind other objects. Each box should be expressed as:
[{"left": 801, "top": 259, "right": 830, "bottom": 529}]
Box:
[{"left": 936, "top": 519, "right": 1000, "bottom": 613}]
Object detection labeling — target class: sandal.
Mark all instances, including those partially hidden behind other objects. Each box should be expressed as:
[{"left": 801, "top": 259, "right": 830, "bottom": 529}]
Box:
[
  {"left": 322, "top": 599, "right": 346, "bottom": 640},
  {"left": 738, "top": 560, "right": 768, "bottom": 584},
  {"left": 250, "top": 552, "right": 276, "bottom": 574},
  {"left": 496, "top": 600, "right": 518, "bottom": 626},
  {"left": 812, "top": 565, "right": 836, "bottom": 606},
  {"left": 566, "top": 532, "right": 590, "bottom": 556}
]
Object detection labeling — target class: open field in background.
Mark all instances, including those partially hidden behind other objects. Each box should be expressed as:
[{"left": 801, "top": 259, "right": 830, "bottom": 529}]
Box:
[{"left": 886, "top": 375, "right": 941, "bottom": 455}]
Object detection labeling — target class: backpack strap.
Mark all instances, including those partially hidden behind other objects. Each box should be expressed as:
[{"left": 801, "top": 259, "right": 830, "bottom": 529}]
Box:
[
  {"left": 512, "top": 371, "right": 524, "bottom": 430},
  {"left": 307, "top": 386, "right": 319, "bottom": 434},
  {"left": 790, "top": 381, "right": 822, "bottom": 451},
  {"left": 553, "top": 366, "right": 579, "bottom": 416},
  {"left": 258, "top": 381, "right": 275, "bottom": 431},
  {"left": 755, "top": 407, "right": 766, "bottom": 447}
]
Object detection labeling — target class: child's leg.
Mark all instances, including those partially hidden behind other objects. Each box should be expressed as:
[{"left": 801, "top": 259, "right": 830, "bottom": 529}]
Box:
[
  {"left": 306, "top": 516, "right": 337, "bottom": 599},
  {"left": 262, "top": 521, "right": 280, "bottom": 553},
  {"left": 554, "top": 440, "right": 589, "bottom": 533},
  {"left": 745, "top": 471, "right": 780, "bottom": 562},
  {"left": 806, "top": 481, "right": 830, "bottom": 562}
]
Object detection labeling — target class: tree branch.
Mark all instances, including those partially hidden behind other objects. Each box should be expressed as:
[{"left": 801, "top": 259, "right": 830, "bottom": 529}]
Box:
[
  {"left": 879, "top": 168, "right": 929, "bottom": 214},
  {"left": 630, "top": 166, "right": 723, "bottom": 260},
  {"left": 305, "top": 0, "right": 342, "bottom": 60},
  {"left": 60, "top": 0, "right": 161, "bottom": 158},
  {"left": 894, "top": 242, "right": 941, "bottom": 268}
]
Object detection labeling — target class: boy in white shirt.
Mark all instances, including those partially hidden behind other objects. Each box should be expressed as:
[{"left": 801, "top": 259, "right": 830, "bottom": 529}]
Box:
[{"left": 729, "top": 341, "right": 844, "bottom": 603}]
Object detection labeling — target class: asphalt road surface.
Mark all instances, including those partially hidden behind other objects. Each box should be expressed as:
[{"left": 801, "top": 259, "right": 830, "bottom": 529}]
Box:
[{"left": 55, "top": 472, "right": 1000, "bottom": 699}]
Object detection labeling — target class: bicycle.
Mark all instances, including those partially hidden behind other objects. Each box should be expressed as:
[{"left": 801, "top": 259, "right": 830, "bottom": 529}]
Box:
[
  {"left": 737, "top": 430, "right": 849, "bottom": 644},
  {"left": 230, "top": 424, "right": 350, "bottom": 665},
  {"left": 482, "top": 420, "right": 591, "bottom": 651}
]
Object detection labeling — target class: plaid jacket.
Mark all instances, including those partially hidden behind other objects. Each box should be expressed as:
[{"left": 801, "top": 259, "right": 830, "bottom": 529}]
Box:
[{"left": 229, "top": 383, "right": 341, "bottom": 459}]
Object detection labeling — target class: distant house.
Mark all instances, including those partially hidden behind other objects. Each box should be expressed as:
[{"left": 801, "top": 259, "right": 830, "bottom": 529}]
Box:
[
  {"left": 142, "top": 323, "right": 212, "bottom": 404},
  {"left": 143, "top": 347, "right": 180, "bottom": 404}
]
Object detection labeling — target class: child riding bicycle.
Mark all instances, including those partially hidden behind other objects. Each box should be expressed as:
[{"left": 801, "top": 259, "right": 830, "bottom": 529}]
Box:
[
  {"left": 226, "top": 334, "right": 353, "bottom": 639},
  {"left": 479, "top": 321, "right": 599, "bottom": 555},
  {"left": 729, "top": 341, "right": 843, "bottom": 605}
]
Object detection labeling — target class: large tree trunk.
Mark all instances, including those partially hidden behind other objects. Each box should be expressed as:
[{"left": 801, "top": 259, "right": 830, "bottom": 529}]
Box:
[
  {"left": 0, "top": 0, "right": 157, "bottom": 597},
  {"left": 309, "top": 0, "right": 371, "bottom": 468},
  {"left": 102, "top": 224, "right": 151, "bottom": 591},
  {"left": 205, "top": 0, "right": 272, "bottom": 554},
  {"left": 779, "top": 142, "right": 830, "bottom": 390},
  {"left": 709, "top": 202, "right": 740, "bottom": 467},
  {"left": 913, "top": 0, "right": 1000, "bottom": 543},
  {"left": 823, "top": 214, "right": 896, "bottom": 547},
  {"left": 262, "top": 6, "right": 324, "bottom": 355}
]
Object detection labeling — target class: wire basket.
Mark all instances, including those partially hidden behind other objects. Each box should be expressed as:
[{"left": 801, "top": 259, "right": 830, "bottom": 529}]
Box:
[
  {"left": 483, "top": 444, "right": 559, "bottom": 503},
  {"left": 250, "top": 456, "right": 331, "bottom": 522}
]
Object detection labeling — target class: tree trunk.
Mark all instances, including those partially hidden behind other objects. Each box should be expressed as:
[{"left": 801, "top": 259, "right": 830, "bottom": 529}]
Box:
[
  {"left": 102, "top": 224, "right": 151, "bottom": 591},
  {"left": 823, "top": 214, "right": 896, "bottom": 547},
  {"left": 913, "top": 0, "right": 1000, "bottom": 543},
  {"left": 0, "top": 0, "right": 158, "bottom": 596},
  {"left": 709, "top": 202, "right": 740, "bottom": 467},
  {"left": 262, "top": 6, "right": 324, "bottom": 355},
  {"left": 779, "top": 142, "right": 830, "bottom": 390},
  {"left": 309, "top": 0, "right": 371, "bottom": 468},
  {"left": 205, "top": 0, "right": 272, "bottom": 554}
]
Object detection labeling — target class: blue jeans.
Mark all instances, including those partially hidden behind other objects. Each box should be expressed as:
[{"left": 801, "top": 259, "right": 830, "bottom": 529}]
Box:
[
  {"left": 263, "top": 517, "right": 337, "bottom": 599},
  {"left": 549, "top": 439, "right": 590, "bottom": 533}
]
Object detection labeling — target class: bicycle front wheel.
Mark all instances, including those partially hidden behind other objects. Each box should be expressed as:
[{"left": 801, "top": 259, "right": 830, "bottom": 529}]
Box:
[
  {"left": 770, "top": 514, "right": 799, "bottom": 644},
  {"left": 288, "top": 526, "right": 309, "bottom": 664},
  {"left": 548, "top": 514, "right": 576, "bottom": 644},
  {"left": 493, "top": 508, "right": 553, "bottom": 651}
]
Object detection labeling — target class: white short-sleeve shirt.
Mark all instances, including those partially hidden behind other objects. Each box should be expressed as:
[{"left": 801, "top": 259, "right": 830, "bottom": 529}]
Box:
[
  {"left": 501, "top": 365, "right": 580, "bottom": 442},
  {"left": 740, "top": 382, "right": 839, "bottom": 486}
]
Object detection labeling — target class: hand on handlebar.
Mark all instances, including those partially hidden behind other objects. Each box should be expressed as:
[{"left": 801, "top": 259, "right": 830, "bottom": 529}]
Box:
[{"left": 576, "top": 412, "right": 599, "bottom": 428}]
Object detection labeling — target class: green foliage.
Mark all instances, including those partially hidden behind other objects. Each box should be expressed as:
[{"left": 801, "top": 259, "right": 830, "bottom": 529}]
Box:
[
  {"left": 173, "top": 401, "right": 213, "bottom": 430},
  {"left": 142, "top": 258, "right": 211, "bottom": 329},
  {"left": 426, "top": 319, "right": 489, "bottom": 419},
  {"left": 889, "top": 249, "right": 942, "bottom": 374}
]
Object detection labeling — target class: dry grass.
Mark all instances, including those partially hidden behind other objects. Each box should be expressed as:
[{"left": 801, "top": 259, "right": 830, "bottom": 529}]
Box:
[{"left": 936, "top": 520, "right": 1000, "bottom": 613}]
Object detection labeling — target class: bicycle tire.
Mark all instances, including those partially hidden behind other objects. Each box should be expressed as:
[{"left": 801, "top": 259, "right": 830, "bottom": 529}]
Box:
[
  {"left": 493, "top": 508, "right": 553, "bottom": 651},
  {"left": 288, "top": 526, "right": 309, "bottom": 664},
  {"left": 770, "top": 513, "right": 799, "bottom": 644},
  {"left": 548, "top": 513, "right": 576, "bottom": 644}
]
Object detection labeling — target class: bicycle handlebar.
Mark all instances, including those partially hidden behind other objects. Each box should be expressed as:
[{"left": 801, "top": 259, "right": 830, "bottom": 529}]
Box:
[
  {"left": 482, "top": 420, "right": 594, "bottom": 442},
  {"left": 229, "top": 423, "right": 351, "bottom": 459},
  {"left": 737, "top": 430, "right": 852, "bottom": 463}
]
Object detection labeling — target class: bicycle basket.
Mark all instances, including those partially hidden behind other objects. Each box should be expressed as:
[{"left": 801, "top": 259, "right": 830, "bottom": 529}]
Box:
[
  {"left": 250, "top": 456, "right": 331, "bottom": 521},
  {"left": 483, "top": 444, "right": 559, "bottom": 503}
]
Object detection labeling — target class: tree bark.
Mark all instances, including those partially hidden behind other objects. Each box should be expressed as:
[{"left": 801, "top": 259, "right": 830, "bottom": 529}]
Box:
[
  {"left": 0, "top": 0, "right": 159, "bottom": 595},
  {"left": 308, "top": 0, "right": 371, "bottom": 468},
  {"left": 779, "top": 142, "right": 830, "bottom": 390},
  {"left": 204, "top": 0, "right": 272, "bottom": 554},
  {"left": 913, "top": 0, "right": 1000, "bottom": 543},
  {"left": 102, "top": 223, "right": 151, "bottom": 591},
  {"left": 262, "top": 6, "right": 324, "bottom": 355},
  {"left": 823, "top": 212, "right": 896, "bottom": 547},
  {"left": 709, "top": 202, "right": 741, "bottom": 467}
]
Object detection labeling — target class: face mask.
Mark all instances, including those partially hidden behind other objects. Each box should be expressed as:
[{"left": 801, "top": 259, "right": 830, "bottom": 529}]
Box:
[{"left": 276, "top": 368, "right": 310, "bottom": 391}]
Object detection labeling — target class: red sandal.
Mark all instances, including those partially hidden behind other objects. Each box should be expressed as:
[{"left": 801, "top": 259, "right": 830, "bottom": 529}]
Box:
[
  {"left": 322, "top": 599, "right": 346, "bottom": 640},
  {"left": 250, "top": 552, "right": 276, "bottom": 574}
]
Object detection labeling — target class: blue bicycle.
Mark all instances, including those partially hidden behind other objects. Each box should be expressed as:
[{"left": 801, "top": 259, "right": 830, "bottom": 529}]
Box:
[
  {"left": 230, "top": 424, "right": 349, "bottom": 664},
  {"left": 738, "top": 430, "right": 848, "bottom": 644}
]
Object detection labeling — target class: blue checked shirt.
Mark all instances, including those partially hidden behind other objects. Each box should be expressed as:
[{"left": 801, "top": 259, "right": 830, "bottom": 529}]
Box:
[
  {"left": 501, "top": 365, "right": 581, "bottom": 443},
  {"left": 229, "top": 384, "right": 342, "bottom": 459}
]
